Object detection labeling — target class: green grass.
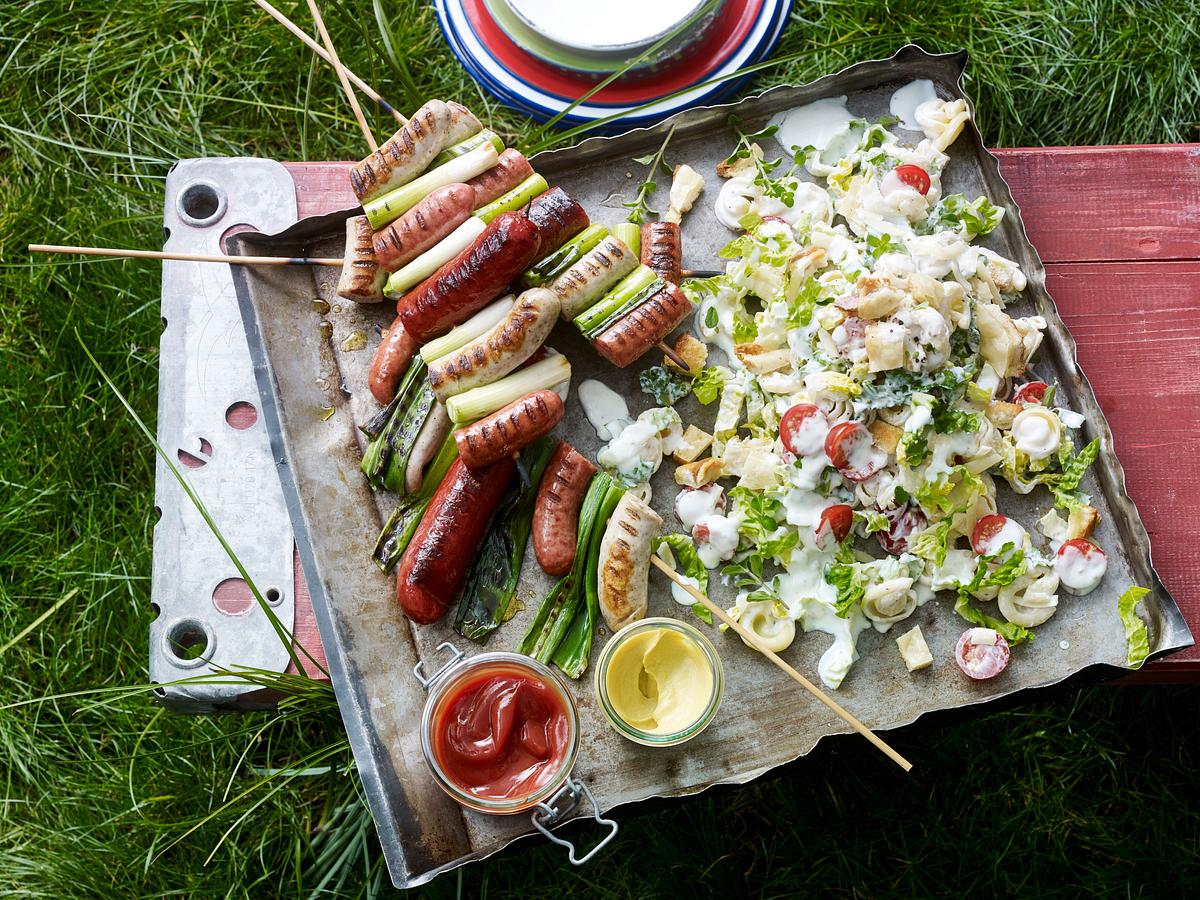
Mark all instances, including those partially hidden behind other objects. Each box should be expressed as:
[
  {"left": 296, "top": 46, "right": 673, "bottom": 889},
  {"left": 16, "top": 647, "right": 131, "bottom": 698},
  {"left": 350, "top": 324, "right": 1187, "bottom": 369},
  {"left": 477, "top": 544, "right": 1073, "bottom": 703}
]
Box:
[{"left": 1, "top": 1, "right": 1199, "bottom": 896}]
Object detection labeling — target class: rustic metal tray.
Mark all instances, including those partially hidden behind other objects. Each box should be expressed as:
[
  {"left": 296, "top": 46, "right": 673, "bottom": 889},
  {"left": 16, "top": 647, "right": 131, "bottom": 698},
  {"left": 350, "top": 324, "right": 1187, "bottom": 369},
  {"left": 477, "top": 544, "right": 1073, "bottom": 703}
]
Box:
[{"left": 229, "top": 46, "right": 1192, "bottom": 889}]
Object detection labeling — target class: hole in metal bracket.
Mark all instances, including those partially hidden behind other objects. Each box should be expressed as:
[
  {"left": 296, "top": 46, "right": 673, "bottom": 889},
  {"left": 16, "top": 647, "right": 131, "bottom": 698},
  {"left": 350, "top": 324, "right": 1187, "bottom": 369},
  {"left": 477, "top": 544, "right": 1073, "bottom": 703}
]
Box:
[
  {"left": 163, "top": 618, "right": 215, "bottom": 668},
  {"left": 213, "top": 578, "right": 254, "bottom": 616},
  {"left": 177, "top": 180, "right": 226, "bottom": 227},
  {"left": 225, "top": 401, "right": 258, "bottom": 430}
]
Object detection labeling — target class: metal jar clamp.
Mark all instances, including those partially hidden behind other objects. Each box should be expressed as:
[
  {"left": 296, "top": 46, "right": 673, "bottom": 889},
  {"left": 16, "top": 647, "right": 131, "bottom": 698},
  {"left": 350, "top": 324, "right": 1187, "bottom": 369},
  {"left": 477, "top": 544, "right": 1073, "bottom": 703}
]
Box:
[{"left": 413, "top": 642, "right": 618, "bottom": 865}]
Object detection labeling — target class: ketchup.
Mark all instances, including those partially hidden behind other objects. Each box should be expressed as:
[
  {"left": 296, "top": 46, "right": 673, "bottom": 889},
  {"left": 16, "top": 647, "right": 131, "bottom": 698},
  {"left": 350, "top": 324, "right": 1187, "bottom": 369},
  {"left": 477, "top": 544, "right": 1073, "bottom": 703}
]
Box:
[{"left": 432, "top": 665, "right": 571, "bottom": 801}]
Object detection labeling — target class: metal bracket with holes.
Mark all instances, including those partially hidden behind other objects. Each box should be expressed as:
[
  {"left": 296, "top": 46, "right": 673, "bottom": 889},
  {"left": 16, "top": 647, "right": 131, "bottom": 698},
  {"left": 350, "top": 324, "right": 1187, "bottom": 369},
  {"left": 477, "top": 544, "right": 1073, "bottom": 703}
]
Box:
[{"left": 150, "top": 159, "right": 300, "bottom": 711}]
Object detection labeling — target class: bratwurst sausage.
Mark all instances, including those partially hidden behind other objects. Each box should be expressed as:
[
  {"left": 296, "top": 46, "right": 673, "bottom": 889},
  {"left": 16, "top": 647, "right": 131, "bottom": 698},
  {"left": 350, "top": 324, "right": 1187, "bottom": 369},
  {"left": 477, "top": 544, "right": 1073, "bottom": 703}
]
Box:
[
  {"left": 466, "top": 149, "right": 534, "bottom": 210},
  {"left": 552, "top": 236, "right": 639, "bottom": 321},
  {"left": 371, "top": 183, "right": 473, "bottom": 272},
  {"left": 527, "top": 187, "right": 588, "bottom": 257},
  {"left": 598, "top": 493, "right": 662, "bottom": 631},
  {"left": 396, "top": 210, "right": 543, "bottom": 343},
  {"left": 335, "top": 216, "right": 386, "bottom": 303},
  {"left": 367, "top": 318, "right": 417, "bottom": 404},
  {"left": 394, "top": 456, "right": 515, "bottom": 624},
  {"left": 427, "top": 287, "right": 560, "bottom": 401},
  {"left": 455, "top": 390, "right": 564, "bottom": 471},
  {"left": 593, "top": 282, "right": 693, "bottom": 368},
  {"left": 640, "top": 221, "right": 682, "bottom": 285},
  {"left": 532, "top": 442, "right": 597, "bottom": 576},
  {"left": 349, "top": 100, "right": 481, "bottom": 203}
]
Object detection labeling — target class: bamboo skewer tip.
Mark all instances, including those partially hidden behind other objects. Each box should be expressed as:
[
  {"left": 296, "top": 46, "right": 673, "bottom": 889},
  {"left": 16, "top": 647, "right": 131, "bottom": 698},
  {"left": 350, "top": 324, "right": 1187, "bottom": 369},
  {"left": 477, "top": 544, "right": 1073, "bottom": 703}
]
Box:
[{"left": 649, "top": 554, "right": 913, "bottom": 773}]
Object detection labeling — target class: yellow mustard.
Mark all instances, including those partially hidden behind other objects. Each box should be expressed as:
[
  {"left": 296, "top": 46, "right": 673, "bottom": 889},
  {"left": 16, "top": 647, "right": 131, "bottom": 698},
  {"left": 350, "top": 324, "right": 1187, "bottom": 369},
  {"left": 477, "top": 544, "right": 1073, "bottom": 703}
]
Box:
[{"left": 604, "top": 627, "right": 714, "bottom": 735}]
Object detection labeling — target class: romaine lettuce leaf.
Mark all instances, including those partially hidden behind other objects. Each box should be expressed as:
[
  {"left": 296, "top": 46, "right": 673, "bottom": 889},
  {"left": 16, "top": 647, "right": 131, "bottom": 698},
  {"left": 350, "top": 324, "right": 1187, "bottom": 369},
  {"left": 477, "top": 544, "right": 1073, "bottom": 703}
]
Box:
[{"left": 1117, "top": 585, "right": 1151, "bottom": 668}]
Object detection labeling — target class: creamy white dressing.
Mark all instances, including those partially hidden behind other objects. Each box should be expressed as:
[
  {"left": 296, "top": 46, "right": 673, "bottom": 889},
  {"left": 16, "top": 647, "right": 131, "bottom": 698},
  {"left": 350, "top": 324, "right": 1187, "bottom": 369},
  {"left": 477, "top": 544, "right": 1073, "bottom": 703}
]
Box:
[
  {"left": 889, "top": 80, "right": 938, "bottom": 131},
  {"left": 578, "top": 379, "right": 630, "bottom": 441},
  {"left": 675, "top": 485, "right": 724, "bottom": 532},
  {"left": 1055, "top": 542, "right": 1107, "bottom": 595},
  {"left": 1012, "top": 407, "right": 1061, "bottom": 460},
  {"left": 978, "top": 517, "right": 1027, "bottom": 556},
  {"left": 782, "top": 488, "right": 828, "bottom": 530},
  {"left": 597, "top": 407, "right": 681, "bottom": 486},
  {"left": 769, "top": 96, "right": 854, "bottom": 155},
  {"left": 695, "top": 513, "right": 739, "bottom": 568}
]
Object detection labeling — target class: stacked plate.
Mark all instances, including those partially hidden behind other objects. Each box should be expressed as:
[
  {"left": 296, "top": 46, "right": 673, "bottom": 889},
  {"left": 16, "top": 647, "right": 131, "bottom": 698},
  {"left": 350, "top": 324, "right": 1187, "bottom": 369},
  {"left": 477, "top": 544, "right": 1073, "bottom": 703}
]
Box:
[{"left": 435, "top": 0, "right": 791, "bottom": 130}]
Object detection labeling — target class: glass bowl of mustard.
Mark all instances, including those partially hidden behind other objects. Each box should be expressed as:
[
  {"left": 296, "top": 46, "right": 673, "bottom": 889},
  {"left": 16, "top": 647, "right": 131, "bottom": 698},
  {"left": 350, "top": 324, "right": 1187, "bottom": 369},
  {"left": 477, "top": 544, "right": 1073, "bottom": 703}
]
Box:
[{"left": 593, "top": 617, "right": 723, "bottom": 747}]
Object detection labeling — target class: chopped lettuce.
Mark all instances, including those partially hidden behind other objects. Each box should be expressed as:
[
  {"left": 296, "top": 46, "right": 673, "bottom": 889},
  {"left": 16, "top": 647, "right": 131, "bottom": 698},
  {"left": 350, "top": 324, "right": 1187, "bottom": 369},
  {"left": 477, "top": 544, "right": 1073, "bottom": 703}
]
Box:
[
  {"left": 953, "top": 542, "right": 1033, "bottom": 645},
  {"left": 930, "top": 194, "right": 1004, "bottom": 239},
  {"left": 692, "top": 366, "right": 729, "bottom": 405},
  {"left": 1117, "top": 585, "right": 1151, "bottom": 668},
  {"left": 910, "top": 517, "right": 956, "bottom": 567},
  {"left": 914, "top": 466, "right": 984, "bottom": 516}
]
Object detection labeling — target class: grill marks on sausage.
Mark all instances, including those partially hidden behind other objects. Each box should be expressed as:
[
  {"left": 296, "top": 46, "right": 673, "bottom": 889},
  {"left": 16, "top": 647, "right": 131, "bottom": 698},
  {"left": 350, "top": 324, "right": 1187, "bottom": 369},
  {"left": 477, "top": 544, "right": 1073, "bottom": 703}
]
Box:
[
  {"left": 336, "top": 216, "right": 384, "bottom": 302},
  {"left": 594, "top": 282, "right": 692, "bottom": 368},
  {"left": 532, "top": 443, "right": 596, "bottom": 576},
  {"left": 466, "top": 149, "right": 534, "bottom": 209},
  {"left": 527, "top": 187, "right": 588, "bottom": 253},
  {"left": 552, "top": 236, "right": 639, "bottom": 319},
  {"left": 371, "top": 183, "right": 473, "bottom": 271},
  {"left": 640, "top": 221, "right": 682, "bottom": 285},
  {"left": 456, "top": 390, "right": 564, "bottom": 469}
]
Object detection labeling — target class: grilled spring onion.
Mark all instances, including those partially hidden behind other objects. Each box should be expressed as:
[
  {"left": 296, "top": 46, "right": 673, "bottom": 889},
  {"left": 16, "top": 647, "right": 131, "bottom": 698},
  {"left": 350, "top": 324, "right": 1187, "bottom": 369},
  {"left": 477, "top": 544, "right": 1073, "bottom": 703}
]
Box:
[
  {"left": 372, "top": 432, "right": 458, "bottom": 571},
  {"left": 430, "top": 129, "right": 503, "bottom": 168},
  {"left": 453, "top": 436, "right": 557, "bottom": 642},
  {"left": 575, "top": 267, "right": 662, "bottom": 339},
  {"left": 473, "top": 173, "right": 549, "bottom": 224},
  {"left": 360, "top": 356, "right": 433, "bottom": 493},
  {"left": 517, "top": 472, "right": 614, "bottom": 665},
  {"left": 384, "top": 216, "right": 486, "bottom": 298},
  {"left": 364, "top": 143, "right": 499, "bottom": 229},
  {"left": 519, "top": 224, "right": 608, "bottom": 288},
  {"left": 420, "top": 294, "right": 515, "bottom": 364},
  {"left": 614, "top": 221, "right": 640, "bottom": 257},
  {"left": 446, "top": 353, "right": 571, "bottom": 425},
  {"left": 552, "top": 481, "right": 625, "bottom": 678}
]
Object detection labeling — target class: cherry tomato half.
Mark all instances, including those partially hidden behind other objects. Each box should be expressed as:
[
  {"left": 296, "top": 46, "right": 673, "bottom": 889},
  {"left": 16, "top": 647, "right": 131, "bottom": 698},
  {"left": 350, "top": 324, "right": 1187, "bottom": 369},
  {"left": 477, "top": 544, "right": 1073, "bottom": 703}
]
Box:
[
  {"left": 780, "top": 404, "right": 827, "bottom": 457},
  {"left": 1013, "top": 381, "right": 1049, "bottom": 404},
  {"left": 971, "top": 514, "right": 1022, "bottom": 556},
  {"left": 1058, "top": 538, "right": 1102, "bottom": 558},
  {"left": 816, "top": 504, "right": 854, "bottom": 548},
  {"left": 893, "top": 164, "right": 931, "bottom": 195},
  {"left": 955, "top": 628, "right": 1011, "bottom": 680},
  {"left": 876, "top": 503, "right": 928, "bottom": 555},
  {"left": 824, "top": 421, "right": 885, "bottom": 481}
]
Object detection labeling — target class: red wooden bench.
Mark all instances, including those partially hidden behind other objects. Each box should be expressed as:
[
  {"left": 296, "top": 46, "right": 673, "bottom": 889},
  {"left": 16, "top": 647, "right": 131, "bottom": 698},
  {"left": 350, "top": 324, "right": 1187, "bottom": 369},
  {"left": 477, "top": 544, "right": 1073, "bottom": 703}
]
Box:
[{"left": 280, "top": 144, "right": 1200, "bottom": 681}]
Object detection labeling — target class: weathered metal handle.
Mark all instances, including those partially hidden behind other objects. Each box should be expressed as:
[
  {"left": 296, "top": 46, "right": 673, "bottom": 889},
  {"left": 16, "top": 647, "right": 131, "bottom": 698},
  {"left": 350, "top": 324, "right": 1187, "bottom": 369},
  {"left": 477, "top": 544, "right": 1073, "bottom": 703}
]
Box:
[
  {"left": 531, "top": 777, "right": 618, "bottom": 866},
  {"left": 412, "top": 641, "right": 464, "bottom": 690}
]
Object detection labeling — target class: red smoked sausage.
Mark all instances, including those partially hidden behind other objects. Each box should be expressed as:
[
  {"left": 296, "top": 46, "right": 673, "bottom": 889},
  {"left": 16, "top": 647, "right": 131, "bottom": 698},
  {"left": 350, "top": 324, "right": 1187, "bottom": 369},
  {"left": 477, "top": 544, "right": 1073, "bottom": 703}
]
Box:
[
  {"left": 396, "top": 211, "right": 543, "bottom": 343},
  {"left": 372, "top": 183, "right": 473, "bottom": 272},
  {"left": 527, "top": 187, "right": 588, "bottom": 257},
  {"left": 593, "top": 282, "right": 693, "bottom": 368},
  {"left": 367, "top": 318, "right": 417, "bottom": 404},
  {"left": 640, "top": 221, "right": 682, "bottom": 285},
  {"left": 466, "top": 149, "right": 535, "bottom": 210},
  {"left": 532, "top": 442, "right": 597, "bottom": 576},
  {"left": 394, "top": 457, "right": 516, "bottom": 624},
  {"left": 454, "top": 390, "right": 565, "bottom": 470}
]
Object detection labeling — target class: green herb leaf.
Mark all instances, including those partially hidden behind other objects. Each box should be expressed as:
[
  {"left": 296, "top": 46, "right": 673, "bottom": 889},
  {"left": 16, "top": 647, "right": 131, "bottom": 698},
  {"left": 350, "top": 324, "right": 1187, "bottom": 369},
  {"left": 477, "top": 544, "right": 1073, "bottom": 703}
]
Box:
[
  {"left": 639, "top": 365, "right": 693, "bottom": 406},
  {"left": 691, "top": 602, "right": 714, "bottom": 625}
]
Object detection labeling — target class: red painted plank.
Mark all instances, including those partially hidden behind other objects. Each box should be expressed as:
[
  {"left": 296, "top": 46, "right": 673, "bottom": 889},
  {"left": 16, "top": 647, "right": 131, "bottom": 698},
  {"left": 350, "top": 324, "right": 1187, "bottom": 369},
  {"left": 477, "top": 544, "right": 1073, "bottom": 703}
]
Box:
[
  {"left": 994, "top": 145, "right": 1200, "bottom": 265},
  {"left": 279, "top": 147, "right": 1200, "bottom": 677}
]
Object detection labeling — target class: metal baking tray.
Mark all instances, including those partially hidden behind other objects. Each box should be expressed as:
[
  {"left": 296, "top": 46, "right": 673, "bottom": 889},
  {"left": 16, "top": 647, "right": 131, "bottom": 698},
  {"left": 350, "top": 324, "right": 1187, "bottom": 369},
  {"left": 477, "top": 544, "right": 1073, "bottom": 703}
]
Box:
[{"left": 229, "top": 46, "right": 1193, "bottom": 888}]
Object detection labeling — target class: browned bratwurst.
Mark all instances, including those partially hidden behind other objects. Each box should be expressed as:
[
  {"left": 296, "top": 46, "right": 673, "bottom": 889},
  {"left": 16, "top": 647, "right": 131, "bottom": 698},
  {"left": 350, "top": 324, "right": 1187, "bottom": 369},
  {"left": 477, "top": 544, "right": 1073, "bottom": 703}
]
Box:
[
  {"left": 640, "top": 221, "right": 682, "bottom": 285},
  {"left": 396, "top": 210, "right": 543, "bottom": 343},
  {"left": 371, "top": 183, "right": 473, "bottom": 272},
  {"left": 454, "top": 390, "right": 565, "bottom": 471},
  {"left": 532, "top": 442, "right": 597, "bottom": 576},
  {"left": 465, "top": 149, "right": 534, "bottom": 210},
  {"left": 394, "top": 457, "right": 515, "bottom": 624},
  {"left": 593, "top": 282, "right": 693, "bottom": 368},
  {"left": 367, "top": 318, "right": 417, "bottom": 404},
  {"left": 349, "top": 100, "right": 480, "bottom": 203},
  {"left": 527, "top": 187, "right": 588, "bottom": 257}
]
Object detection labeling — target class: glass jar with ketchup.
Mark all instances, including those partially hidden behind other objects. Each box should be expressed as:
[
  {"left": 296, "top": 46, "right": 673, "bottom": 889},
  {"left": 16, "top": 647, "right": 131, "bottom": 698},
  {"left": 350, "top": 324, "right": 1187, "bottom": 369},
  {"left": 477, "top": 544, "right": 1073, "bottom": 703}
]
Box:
[{"left": 419, "top": 650, "right": 580, "bottom": 814}]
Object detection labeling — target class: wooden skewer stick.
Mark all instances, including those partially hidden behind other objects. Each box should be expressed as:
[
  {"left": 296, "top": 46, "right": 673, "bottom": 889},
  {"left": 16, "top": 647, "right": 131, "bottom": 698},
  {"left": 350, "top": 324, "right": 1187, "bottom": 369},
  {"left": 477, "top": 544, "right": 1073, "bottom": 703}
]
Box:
[
  {"left": 681, "top": 268, "right": 720, "bottom": 279},
  {"left": 28, "top": 245, "right": 343, "bottom": 266},
  {"left": 249, "top": 0, "right": 405, "bottom": 123},
  {"left": 657, "top": 340, "right": 693, "bottom": 373},
  {"left": 306, "top": 0, "right": 377, "bottom": 153},
  {"left": 649, "top": 555, "right": 914, "bottom": 773}
]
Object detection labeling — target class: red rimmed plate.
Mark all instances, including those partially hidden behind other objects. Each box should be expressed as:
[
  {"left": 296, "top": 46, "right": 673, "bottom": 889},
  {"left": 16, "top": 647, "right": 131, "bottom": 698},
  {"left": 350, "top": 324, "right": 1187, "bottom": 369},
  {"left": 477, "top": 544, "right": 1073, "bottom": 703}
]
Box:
[{"left": 461, "top": 0, "right": 763, "bottom": 105}]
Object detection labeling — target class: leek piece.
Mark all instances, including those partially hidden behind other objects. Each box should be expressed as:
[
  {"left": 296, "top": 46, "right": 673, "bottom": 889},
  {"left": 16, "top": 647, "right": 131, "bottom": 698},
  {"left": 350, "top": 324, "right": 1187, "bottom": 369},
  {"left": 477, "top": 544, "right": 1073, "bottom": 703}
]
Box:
[
  {"left": 364, "top": 143, "right": 499, "bottom": 229},
  {"left": 384, "top": 216, "right": 486, "bottom": 298},
  {"left": 573, "top": 265, "right": 656, "bottom": 334},
  {"left": 360, "top": 356, "right": 429, "bottom": 491},
  {"left": 453, "top": 436, "right": 557, "bottom": 642},
  {"left": 520, "top": 224, "right": 608, "bottom": 288},
  {"left": 430, "top": 129, "right": 503, "bottom": 168},
  {"left": 518, "top": 472, "right": 613, "bottom": 664},
  {"left": 552, "top": 482, "right": 625, "bottom": 677},
  {"left": 472, "top": 173, "right": 548, "bottom": 224},
  {"left": 446, "top": 354, "right": 571, "bottom": 425},
  {"left": 582, "top": 276, "right": 664, "bottom": 340},
  {"left": 614, "top": 222, "right": 640, "bottom": 257},
  {"left": 372, "top": 431, "right": 458, "bottom": 571},
  {"left": 420, "top": 294, "right": 515, "bottom": 364}
]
